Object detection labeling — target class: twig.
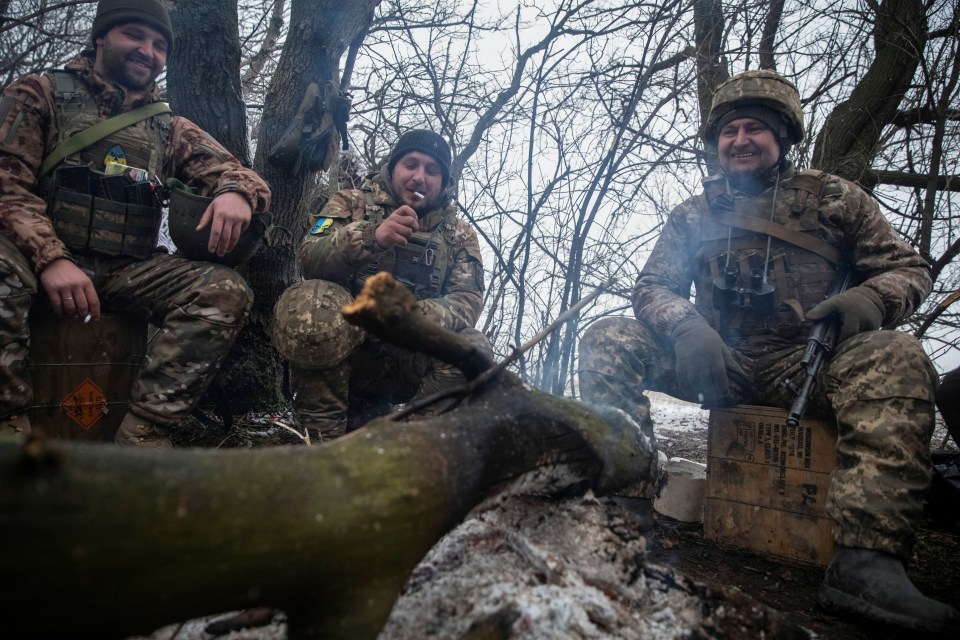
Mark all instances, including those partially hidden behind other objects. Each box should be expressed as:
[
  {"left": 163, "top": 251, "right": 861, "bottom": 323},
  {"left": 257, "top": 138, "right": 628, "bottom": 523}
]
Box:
[
  {"left": 272, "top": 419, "right": 310, "bottom": 446},
  {"left": 471, "top": 277, "right": 615, "bottom": 387},
  {"left": 167, "top": 621, "right": 185, "bottom": 639},
  {"left": 214, "top": 432, "right": 235, "bottom": 449},
  {"left": 388, "top": 278, "right": 615, "bottom": 420}
]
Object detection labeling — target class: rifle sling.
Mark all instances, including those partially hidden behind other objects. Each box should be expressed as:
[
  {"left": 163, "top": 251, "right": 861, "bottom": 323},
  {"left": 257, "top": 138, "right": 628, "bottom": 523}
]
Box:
[
  {"left": 38, "top": 102, "right": 172, "bottom": 177},
  {"left": 712, "top": 211, "right": 841, "bottom": 266}
]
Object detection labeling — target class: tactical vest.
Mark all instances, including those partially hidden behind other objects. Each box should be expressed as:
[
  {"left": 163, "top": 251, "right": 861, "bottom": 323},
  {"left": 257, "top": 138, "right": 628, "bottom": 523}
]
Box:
[
  {"left": 694, "top": 170, "right": 841, "bottom": 351},
  {"left": 358, "top": 191, "right": 454, "bottom": 299},
  {"left": 41, "top": 70, "right": 169, "bottom": 260}
]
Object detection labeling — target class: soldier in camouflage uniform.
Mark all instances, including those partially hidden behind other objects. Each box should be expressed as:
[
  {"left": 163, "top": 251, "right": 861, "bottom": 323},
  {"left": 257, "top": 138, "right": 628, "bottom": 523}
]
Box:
[
  {"left": 0, "top": 0, "right": 271, "bottom": 447},
  {"left": 272, "top": 129, "right": 491, "bottom": 440},
  {"left": 578, "top": 70, "right": 957, "bottom": 633}
]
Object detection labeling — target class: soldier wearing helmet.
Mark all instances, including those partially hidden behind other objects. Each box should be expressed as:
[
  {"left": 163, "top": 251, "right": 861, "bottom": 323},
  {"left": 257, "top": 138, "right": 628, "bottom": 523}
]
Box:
[
  {"left": 271, "top": 128, "right": 492, "bottom": 440},
  {"left": 578, "top": 69, "right": 956, "bottom": 633},
  {"left": 0, "top": 0, "right": 271, "bottom": 447}
]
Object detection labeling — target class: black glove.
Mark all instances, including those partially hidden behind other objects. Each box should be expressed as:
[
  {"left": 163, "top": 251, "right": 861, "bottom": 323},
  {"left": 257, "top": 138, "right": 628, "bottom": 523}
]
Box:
[
  {"left": 671, "top": 315, "right": 740, "bottom": 406},
  {"left": 806, "top": 286, "right": 884, "bottom": 344}
]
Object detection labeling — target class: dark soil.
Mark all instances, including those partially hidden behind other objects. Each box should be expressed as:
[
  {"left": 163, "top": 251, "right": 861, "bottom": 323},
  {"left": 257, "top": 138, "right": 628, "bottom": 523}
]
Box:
[
  {"left": 651, "top": 412, "right": 960, "bottom": 640},
  {"left": 647, "top": 513, "right": 960, "bottom": 640}
]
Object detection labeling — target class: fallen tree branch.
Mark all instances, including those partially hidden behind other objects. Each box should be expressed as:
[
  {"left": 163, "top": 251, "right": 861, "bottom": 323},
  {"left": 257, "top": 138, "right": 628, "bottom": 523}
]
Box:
[{"left": 0, "top": 275, "right": 652, "bottom": 640}]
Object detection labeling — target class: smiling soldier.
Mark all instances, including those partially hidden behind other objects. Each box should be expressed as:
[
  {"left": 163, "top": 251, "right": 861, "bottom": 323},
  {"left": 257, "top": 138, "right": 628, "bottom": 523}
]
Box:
[
  {"left": 0, "top": 0, "right": 271, "bottom": 447},
  {"left": 272, "top": 129, "right": 491, "bottom": 440},
  {"left": 577, "top": 69, "right": 957, "bottom": 634}
]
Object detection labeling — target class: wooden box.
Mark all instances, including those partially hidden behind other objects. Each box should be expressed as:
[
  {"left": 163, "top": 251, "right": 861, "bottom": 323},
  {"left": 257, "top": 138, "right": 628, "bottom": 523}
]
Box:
[
  {"left": 703, "top": 404, "right": 838, "bottom": 565},
  {"left": 27, "top": 315, "right": 147, "bottom": 442}
]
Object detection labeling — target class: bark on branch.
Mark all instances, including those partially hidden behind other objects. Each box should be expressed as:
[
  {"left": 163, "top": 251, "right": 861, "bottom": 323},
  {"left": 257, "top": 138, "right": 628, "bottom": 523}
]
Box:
[{"left": 0, "top": 275, "right": 653, "bottom": 640}]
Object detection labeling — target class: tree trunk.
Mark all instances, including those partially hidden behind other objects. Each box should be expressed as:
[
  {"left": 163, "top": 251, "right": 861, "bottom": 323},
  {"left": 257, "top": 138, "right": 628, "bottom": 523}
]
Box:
[
  {"left": 167, "top": 0, "right": 250, "bottom": 165},
  {"left": 693, "top": 0, "right": 728, "bottom": 174},
  {"left": 227, "top": 0, "right": 380, "bottom": 412},
  {"left": 0, "top": 275, "right": 653, "bottom": 639},
  {"left": 167, "top": 1, "right": 278, "bottom": 412},
  {"left": 811, "top": 0, "right": 928, "bottom": 181},
  {"left": 380, "top": 492, "right": 812, "bottom": 639},
  {"left": 166, "top": 0, "right": 380, "bottom": 412}
]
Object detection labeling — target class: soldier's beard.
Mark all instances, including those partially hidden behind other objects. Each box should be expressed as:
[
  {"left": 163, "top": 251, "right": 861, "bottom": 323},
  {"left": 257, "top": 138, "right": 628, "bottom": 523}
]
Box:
[
  {"left": 726, "top": 162, "right": 781, "bottom": 195},
  {"left": 97, "top": 43, "right": 161, "bottom": 91}
]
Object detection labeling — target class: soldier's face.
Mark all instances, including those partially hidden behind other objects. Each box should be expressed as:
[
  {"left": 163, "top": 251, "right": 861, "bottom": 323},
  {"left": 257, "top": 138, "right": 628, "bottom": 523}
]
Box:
[
  {"left": 391, "top": 151, "right": 444, "bottom": 211},
  {"left": 94, "top": 23, "right": 168, "bottom": 90},
  {"left": 717, "top": 118, "right": 780, "bottom": 178}
]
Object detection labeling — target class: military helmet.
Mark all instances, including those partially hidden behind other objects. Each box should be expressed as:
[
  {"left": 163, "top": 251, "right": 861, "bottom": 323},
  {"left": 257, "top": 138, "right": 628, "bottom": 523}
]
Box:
[
  {"left": 271, "top": 280, "right": 363, "bottom": 368},
  {"left": 704, "top": 70, "right": 805, "bottom": 145},
  {"left": 165, "top": 179, "right": 271, "bottom": 268}
]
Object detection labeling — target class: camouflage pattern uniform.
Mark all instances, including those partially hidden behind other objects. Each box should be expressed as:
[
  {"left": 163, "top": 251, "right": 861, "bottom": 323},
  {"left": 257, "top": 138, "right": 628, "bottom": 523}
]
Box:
[
  {"left": 274, "top": 166, "right": 489, "bottom": 437},
  {"left": 0, "top": 53, "right": 271, "bottom": 429},
  {"left": 579, "top": 162, "right": 936, "bottom": 561}
]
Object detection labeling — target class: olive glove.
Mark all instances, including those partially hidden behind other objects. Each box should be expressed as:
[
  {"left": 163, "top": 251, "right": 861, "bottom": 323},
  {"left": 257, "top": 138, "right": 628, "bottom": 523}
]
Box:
[
  {"left": 806, "top": 286, "right": 884, "bottom": 344},
  {"left": 671, "top": 315, "right": 741, "bottom": 406}
]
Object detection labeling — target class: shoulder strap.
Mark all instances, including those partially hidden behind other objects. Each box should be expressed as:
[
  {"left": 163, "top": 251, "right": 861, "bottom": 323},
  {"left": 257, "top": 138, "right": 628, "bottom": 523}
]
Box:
[
  {"left": 38, "top": 101, "right": 172, "bottom": 177},
  {"left": 710, "top": 210, "right": 842, "bottom": 266}
]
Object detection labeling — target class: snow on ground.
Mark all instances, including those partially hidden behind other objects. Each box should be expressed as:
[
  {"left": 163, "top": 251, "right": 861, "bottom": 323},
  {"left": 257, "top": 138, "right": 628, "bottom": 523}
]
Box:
[{"left": 647, "top": 392, "right": 709, "bottom": 464}]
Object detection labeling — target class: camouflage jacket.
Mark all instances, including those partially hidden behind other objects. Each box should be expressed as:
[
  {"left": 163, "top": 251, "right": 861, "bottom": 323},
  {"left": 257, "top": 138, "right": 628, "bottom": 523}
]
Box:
[
  {"left": 634, "top": 163, "right": 931, "bottom": 354},
  {"left": 0, "top": 53, "right": 271, "bottom": 273},
  {"left": 297, "top": 168, "right": 484, "bottom": 332}
]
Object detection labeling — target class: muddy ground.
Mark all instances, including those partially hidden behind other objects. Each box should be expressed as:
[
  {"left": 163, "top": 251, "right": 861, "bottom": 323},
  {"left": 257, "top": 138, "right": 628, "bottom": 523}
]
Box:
[
  {"left": 648, "top": 394, "right": 960, "bottom": 640},
  {"left": 151, "top": 397, "right": 960, "bottom": 640}
]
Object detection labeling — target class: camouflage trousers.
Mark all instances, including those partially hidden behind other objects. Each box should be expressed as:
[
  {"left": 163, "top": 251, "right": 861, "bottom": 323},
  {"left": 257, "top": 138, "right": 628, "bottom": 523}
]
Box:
[
  {"left": 290, "top": 327, "right": 494, "bottom": 434},
  {"left": 0, "top": 238, "right": 252, "bottom": 426},
  {"left": 578, "top": 316, "right": 937, "bottom": 560}
]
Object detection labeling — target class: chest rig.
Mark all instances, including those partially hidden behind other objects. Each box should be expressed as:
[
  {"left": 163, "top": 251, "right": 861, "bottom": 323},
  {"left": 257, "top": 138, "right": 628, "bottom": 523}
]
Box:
[
  {"left": 41, "top": 70, "right": 170, "bottom": 260},
  {"left": 694, "top": 170, "right": 841, "bottom": 348},
  {"left": 359, "top": 190, "right": 453, "bottom": 299}
]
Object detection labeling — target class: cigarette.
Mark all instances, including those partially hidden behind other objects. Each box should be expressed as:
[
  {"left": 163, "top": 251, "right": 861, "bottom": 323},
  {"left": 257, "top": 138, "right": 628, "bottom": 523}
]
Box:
[
  {"left": 84, "top": 314, "right": 92, "bottom": 324},
  {"left": 413, "top": 191, "right": 425, "bottom": 200}
]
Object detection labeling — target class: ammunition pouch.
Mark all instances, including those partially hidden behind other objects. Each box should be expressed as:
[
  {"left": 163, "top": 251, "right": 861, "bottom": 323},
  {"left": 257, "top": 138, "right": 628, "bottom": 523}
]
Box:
[
  {"left": 390, "top": 235, "right": 445, "bottom": 298},
  {"left": 44, "top": 164, "right": 160, "bottom": 260}
]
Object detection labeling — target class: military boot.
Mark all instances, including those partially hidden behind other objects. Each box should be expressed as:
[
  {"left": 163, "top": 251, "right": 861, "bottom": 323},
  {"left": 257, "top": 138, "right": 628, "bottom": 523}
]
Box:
[
  {"left": 819, "top": 545, "right": 960, "bottom": 634},
  {"left": 290, "top": 364, "right": 350, "bottom": 443},
  {"left": 115, "top": 412, "right": 173, "bottom": 448}
]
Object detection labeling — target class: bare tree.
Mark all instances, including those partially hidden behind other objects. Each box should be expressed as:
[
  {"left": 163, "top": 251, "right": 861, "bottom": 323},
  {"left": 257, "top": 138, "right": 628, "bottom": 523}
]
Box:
[
  {"left": 4, "top": 0, "right": 959, "bottom": 409},
  {"left": 0, "top": 0, "right": 97, "bottom": 85}
]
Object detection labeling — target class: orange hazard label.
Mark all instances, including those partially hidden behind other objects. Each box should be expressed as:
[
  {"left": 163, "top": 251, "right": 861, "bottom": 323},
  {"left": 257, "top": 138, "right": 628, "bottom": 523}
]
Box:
[{"left": 60, "top": 379, "right": 107, "bottom": 429}]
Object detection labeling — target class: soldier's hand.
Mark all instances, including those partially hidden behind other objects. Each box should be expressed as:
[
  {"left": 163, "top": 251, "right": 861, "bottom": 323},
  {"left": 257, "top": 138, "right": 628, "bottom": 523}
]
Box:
[
  {"left": 806, "top": 286, "right": 884, "bottom": 344},
  {"left": 197, "top": 192, "right": 252, "bottom": 257},
  {"left": 40, "top": 258, "right": 100, "bottom": 322},
  {"left": 671, "top": 315, "right": 741, "bottom": 406},
  {"left": 375, "top": 206, "right": 419, "bottom": 249}
]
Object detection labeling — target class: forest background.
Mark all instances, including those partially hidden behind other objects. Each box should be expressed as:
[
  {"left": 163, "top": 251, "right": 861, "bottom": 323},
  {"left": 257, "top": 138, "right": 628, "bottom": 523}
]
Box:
[{"left": 2, "top": 0, "right": 958, "bottom": 414}]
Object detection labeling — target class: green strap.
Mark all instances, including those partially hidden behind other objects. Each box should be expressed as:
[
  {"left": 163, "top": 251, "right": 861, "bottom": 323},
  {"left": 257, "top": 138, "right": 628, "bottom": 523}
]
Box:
[
  {"left": 711, "top": 210, "right": 842, "bottom": 266},
  {"left": 38, "top": 102, "right": 172, "bottom": 177}
]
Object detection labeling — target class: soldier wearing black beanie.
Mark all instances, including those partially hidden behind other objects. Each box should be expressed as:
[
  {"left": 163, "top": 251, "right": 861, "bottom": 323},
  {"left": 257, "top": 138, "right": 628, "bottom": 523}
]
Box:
[{"left": 91, "top": 0, "right": 174, "bottom": 52}]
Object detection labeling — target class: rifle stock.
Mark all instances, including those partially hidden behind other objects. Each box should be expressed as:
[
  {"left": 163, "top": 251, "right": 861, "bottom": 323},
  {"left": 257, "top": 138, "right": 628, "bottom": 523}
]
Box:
[{"left": 784, "top": 270, "right": 853, "bottom": 427}]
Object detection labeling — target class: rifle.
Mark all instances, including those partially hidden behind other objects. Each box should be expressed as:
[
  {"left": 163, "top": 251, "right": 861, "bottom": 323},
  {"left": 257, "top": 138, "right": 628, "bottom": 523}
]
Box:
[{"left": 782, "top": 269, "right": 853, "bottom": 427}]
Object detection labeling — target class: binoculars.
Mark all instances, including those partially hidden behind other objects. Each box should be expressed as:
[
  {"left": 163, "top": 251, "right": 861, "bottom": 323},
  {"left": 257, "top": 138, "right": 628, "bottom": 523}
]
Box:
[{"left": 712, "top": 265, "right": 776, "bottom": 315}]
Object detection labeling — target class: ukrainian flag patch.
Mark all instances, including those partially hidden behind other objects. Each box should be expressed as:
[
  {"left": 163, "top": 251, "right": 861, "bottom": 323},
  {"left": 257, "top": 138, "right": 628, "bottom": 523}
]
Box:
[{"left": 310, "top": 217, "right": 335, "bottom": 235}]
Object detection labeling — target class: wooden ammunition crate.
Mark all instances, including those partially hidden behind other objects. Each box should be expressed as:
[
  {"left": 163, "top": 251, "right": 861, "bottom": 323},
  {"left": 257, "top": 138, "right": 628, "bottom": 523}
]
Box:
[
  {"left": 27, "top": 315, "right": 146, "bottom": 442},
  {"left": 704, "top": 404, "right": 839, "bottom": 565}
]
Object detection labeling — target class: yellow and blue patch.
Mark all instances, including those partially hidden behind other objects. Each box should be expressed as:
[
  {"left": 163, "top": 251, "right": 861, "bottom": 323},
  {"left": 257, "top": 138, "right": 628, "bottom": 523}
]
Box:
[
  {"left": 105, "top": 144, "right": 127, "bottom": 166},
  {"left": 310, "top": 217, "right": 335, "bottom": 235}
]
